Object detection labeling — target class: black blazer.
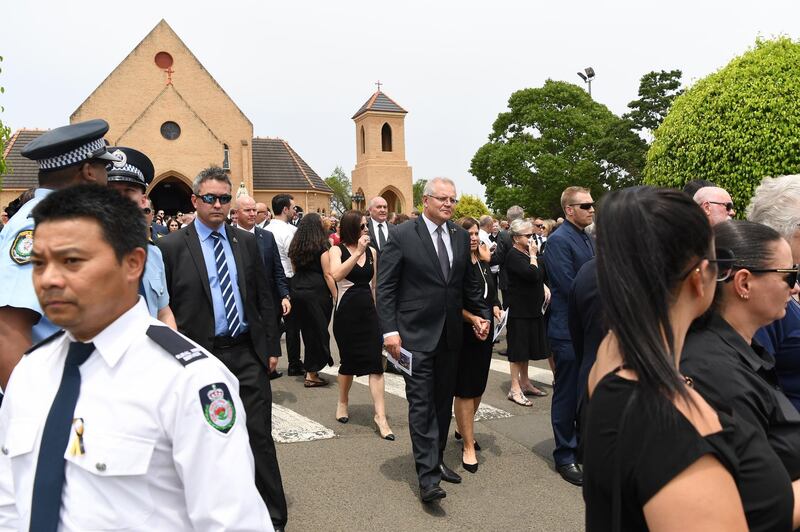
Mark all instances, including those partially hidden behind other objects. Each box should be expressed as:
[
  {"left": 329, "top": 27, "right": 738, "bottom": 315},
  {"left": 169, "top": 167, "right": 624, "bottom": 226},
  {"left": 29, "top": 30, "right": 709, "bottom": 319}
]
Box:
[
  {"left": 377, "top": 216, "right": 488, "bottom": 352},
  {"left": 503, "top": 247, "right": 545, "bottom": 319},
  {"left": 568, "top": 258, "right": 605, "bottom": 368},
  {"left": 156, "top": 222, "right": 278, "bottom": 364},
  {"left": 368, "top": 218, "right": 397, "bottom": 255}
]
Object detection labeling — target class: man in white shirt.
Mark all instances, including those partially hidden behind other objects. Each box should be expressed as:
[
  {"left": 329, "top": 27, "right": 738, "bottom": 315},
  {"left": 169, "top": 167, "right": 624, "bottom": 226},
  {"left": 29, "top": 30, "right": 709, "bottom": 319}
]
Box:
[
  {"left": 367, "top": 196, "right": 395, "bottom": 254},
  {"left": 0, "top": 184, "right": 271, "bottom": 531},
  {"left": 266, "top": 194, "right": 303, "bottom": 376}
]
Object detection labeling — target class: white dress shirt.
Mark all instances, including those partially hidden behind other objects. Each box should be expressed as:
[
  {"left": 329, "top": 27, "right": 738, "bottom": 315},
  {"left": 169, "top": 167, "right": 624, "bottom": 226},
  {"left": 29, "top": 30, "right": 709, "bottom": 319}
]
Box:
[
  {"left": 265, "top": 218, "right": 297, "bottom": 278},
  {"left": 479, "top": 228, "right": 499, "bottom": 273},
  {"left": 370, "top": 218, "right": 389, "bottom": 250},
  {"left": 421, "top": 213, "right": 453, "bottom": 267},
  {"left": 0, "top": 299, "right": 271, "bottom": 531}
]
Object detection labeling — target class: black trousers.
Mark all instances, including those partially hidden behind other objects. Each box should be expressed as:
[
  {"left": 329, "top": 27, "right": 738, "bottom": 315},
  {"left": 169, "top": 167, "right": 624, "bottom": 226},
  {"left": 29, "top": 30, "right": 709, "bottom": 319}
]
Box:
[
  {"left": 214, "top": 341, "right": 288, "bottom": 527},
  {"left": 403, "top": 331, "right": 459, "bottom": 489},
  {"left": 283, "top": 307, "right": 303, "bottom": 369}
]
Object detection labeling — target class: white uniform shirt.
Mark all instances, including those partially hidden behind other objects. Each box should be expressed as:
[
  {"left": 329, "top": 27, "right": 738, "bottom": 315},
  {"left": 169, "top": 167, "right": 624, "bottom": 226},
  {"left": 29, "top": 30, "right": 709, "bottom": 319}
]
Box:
[
  {"left": 0, "top": 299, "right": 272, "bottom": 531},
  {"left": 478, "top": 228, "right": 499, "bottom": 274},
  {"left": 265, "top": 219, "right": 296, "bottom": 278}
]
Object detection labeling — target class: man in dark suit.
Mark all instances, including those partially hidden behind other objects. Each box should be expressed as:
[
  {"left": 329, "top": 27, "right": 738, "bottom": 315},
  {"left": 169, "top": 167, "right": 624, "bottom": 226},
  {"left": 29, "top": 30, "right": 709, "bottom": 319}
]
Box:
[
  {"left": 378, "top": 177, "right": 489, "bottom": 503},
  {"left": 156, "top": 167, "right": 288, "bottom": 531},
  {"left": 542, "top": 186, "right": 596, "bottom": 487},
  {"left": 367, "top": 195, "right": 396, "bottom": 254},
  {"left": 147, "top": 198, "right": 168, "bottom": 238},
  {"left": 235, "top": 194, "right": 292, "bottom": 380}
]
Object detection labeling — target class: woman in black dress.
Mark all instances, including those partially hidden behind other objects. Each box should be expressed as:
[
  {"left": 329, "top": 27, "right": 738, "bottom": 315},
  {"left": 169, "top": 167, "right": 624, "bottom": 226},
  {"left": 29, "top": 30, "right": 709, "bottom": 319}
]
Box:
[
  {"left": 288, "top": 213, "right": 337, "bottom": 387},
  {"left": 504, "top": 218, "right": 549, "bottom": 406},
  {"left": 453, "top": 217, "right": 502, "bottom": 472},
  {"left": 583, "top": 187, "right": 797, "bottom": 531},
  {"left": 329, "top": 211, "right": 394, "bottom": 440}
]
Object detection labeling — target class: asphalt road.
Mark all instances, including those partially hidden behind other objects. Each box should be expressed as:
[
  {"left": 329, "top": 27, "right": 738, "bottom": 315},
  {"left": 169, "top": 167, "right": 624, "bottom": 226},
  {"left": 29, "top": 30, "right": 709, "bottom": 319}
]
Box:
[{"left": 270, "top": 336, "right": 585, "bottom": 531}]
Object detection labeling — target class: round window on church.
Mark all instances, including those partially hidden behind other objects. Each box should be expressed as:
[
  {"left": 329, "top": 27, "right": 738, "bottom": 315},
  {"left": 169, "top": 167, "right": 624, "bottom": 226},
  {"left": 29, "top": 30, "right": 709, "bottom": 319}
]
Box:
[{"left": 161, "top": 121, "right": 181, "bottom": 140}]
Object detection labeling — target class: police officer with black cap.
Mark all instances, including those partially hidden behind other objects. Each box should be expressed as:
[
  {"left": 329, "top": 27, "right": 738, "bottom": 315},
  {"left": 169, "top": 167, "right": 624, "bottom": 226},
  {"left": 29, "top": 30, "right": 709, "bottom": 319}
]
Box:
[
  {"left": 0, "top": 119, "right": 120, "bottom": 390},
  {"left": 106, "top": 146, "right": 177, "bottom": 328}
]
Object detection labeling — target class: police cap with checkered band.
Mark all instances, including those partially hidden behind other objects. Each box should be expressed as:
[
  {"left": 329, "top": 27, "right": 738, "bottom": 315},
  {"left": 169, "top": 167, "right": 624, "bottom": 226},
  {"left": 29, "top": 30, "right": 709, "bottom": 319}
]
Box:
[
  {"left": 20, "top": 119, "right": 120, "bottom": 171},
  {"left": 106, "top": 147, "right": 155, "bottom": 190}
]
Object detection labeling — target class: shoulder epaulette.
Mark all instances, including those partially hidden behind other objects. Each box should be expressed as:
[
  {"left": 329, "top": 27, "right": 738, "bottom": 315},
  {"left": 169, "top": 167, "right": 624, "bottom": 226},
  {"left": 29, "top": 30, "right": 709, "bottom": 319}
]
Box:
[
  {"left": 24, "top": 330, "right": 66, "bottom": 355},
  {"left": 146, "top": 325, "right": 208, "bottom": 367}
]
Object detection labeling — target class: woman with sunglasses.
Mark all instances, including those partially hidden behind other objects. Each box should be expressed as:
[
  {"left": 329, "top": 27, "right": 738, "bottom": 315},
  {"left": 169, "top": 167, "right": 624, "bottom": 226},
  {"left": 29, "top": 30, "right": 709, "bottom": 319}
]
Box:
[
  {"left": 329, "top": 210, "right": 394, "bottom": 440},
  {"left": 452, "top": 217, "right": 503, "bottom": 472},
  {"left": 748, "top": 175, "right": 800, "bottom": 412},
  {"left": 503, "top": 218, "right": 549, "bottom": 406},
  {"left": 681, "top": 221, "right": 800, "bottom": 485},
  {"left": 583, "top": 187, "right": 796, "bottom": 531}
]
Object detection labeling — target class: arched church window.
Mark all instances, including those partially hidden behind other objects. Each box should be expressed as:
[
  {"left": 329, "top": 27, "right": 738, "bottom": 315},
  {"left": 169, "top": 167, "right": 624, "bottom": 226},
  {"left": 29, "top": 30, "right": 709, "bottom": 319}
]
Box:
[
  {"left": 360, "top": 126, "right": 366, "bottom": 154},
  {"left": 223, "top": 144, "right": 230, "bottom": 170},
  {"left": 381, "top": 123, "right": 392, "bottom": 152}
]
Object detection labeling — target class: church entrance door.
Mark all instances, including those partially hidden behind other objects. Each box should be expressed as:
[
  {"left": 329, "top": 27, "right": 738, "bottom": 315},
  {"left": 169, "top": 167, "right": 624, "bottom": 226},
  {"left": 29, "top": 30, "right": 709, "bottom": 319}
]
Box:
[{"left": 148, "top": 176, "right": 193, "bottom": 215}]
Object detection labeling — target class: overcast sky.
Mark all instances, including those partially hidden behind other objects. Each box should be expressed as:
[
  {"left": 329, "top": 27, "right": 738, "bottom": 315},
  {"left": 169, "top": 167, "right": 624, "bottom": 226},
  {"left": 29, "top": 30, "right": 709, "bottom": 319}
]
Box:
[{"left": 4, "top": 1, "right": 800, "bottom": 201}]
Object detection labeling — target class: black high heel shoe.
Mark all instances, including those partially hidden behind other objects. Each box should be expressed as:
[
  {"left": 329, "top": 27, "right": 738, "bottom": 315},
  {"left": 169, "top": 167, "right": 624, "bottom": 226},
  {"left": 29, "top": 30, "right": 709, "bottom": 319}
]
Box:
[
  {"left": 462, "top": 449, "right": 478, "bottom": 474},
  {"left": 374, "top": 416, "right": 395, "bottom": 441},
  {"left": 454, "top": 431, "right": 481, "bottom": 451}
]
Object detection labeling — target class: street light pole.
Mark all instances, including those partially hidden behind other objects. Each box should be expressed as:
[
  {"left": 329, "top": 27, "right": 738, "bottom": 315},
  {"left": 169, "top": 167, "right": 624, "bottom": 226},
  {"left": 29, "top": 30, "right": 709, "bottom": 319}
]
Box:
[{"left": 576, "top": 67, "right": 596, "bottom": 97}]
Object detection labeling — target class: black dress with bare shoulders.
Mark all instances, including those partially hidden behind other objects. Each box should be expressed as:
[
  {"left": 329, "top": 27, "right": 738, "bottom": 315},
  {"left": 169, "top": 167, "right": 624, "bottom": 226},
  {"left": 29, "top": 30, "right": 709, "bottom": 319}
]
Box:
[{"left": 333, "top": 245, "right": 383, "bottom": 376}]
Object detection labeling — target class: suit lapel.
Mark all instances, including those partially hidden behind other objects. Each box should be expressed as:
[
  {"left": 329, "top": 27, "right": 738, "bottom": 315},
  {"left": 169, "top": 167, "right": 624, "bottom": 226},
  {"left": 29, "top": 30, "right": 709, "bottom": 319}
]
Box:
[
  {"left": 415, "top": 216, "right": 446, "bottom": 283},
  {"left": 447, "top": 220, "right": 459, "bottom": 283},
  {"left": 184, "top": 223, "right": 213, "bottom": 305},
  {"left": 226, "top": 224, "right": 248, "bottom": 303}
]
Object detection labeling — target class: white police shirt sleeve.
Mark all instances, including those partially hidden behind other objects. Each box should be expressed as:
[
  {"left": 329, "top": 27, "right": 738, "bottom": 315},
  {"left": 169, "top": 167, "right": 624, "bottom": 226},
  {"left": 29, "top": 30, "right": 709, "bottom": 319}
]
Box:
[
  {"left": 0, "top": 380, "right": 21, "bottom": 531},
  {"left": 162, "top": 357, "right": 272, "bottom": 530}
]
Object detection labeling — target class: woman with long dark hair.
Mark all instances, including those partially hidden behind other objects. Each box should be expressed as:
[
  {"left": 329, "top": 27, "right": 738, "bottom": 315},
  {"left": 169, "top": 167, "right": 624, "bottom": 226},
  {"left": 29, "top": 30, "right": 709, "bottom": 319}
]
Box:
[
  {"left": 329, "top": 210, "right": 394, "bottom": 439},
  {"left": 584, "top": 187, "right": 756, "bottom": 530},
  {"left": 453, "top": 217, "right": 502, "bottom": 472},
  {"left": 288, "top": 213, "right": 337, "bottom": 387},
  {"left": 682, "top": 220, "right": 800, "bottom": 481}
]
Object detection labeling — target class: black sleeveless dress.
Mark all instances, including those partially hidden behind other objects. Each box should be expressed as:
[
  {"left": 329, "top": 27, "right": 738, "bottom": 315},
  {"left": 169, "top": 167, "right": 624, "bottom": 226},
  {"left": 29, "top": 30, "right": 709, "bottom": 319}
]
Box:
[
  {"left": 291, "top": 247, "right": 334, "bottom": 373},
  {"left": 333, "top": 245, "right": 383, "bottom": 376}
]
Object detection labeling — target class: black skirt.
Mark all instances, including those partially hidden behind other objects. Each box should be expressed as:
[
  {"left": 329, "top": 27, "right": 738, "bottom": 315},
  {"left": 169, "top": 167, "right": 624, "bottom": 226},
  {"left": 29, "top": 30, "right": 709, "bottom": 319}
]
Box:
[{"left": 506, "top": 316, "right": 548, "bottom": 362}]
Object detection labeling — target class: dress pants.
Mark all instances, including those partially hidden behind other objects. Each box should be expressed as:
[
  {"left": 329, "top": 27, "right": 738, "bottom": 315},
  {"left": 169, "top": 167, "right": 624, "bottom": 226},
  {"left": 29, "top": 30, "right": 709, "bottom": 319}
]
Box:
[
  {"left": 550, "top": 337, "right": 579, "bottom": 466},
  {"left": 403, "top": 331, "right": 459, "bottom": 489},
  {"left": 283, "top": 307, "right": 303, "bottom": 370},
  {"left": 214, "top": 340, "right": 288, "bottom": 528}
]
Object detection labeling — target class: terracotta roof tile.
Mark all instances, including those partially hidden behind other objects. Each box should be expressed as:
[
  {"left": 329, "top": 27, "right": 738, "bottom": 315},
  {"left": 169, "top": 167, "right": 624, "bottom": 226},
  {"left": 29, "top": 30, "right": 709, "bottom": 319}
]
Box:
[
  {"left": 1, "top": 129, "right": 46, "bottom": 190},
  {"left": 251, "top": 138, "right": 332, "bottom": 192},
  {"left": 352, "top": 91, "right": 407, "bottom": 119}
]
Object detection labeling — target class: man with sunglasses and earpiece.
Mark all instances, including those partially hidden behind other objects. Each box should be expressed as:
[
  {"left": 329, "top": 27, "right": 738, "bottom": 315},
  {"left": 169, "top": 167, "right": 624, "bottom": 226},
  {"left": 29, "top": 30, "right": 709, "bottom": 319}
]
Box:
[
  {"left": 693, "top": 186, "right": 736, "bottom": 226},
  {"left": 157, "top": 166, "right": 288, "bottom": 531},
  {"left": 542, "top": 185, "right": 596, "bottom": 487}
]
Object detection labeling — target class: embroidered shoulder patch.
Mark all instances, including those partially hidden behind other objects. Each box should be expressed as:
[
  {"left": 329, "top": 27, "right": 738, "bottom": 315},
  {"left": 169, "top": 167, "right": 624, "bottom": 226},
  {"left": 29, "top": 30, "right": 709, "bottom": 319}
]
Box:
[
  {"left": 199, "top": 383, "right": 237, "bottom": 433},
  {"left": 10, "top": 230, "right": 34, "bottom": 265}
]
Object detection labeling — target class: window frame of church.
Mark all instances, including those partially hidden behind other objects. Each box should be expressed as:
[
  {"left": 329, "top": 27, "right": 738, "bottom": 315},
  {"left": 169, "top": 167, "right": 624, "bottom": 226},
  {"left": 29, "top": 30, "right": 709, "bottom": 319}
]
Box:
[
  {"left": 381, "top": 123, "right": 392, "bottom": 152},
  {"left": 222, "top": 144, "right": 230, "bottom": 170},
  {"left": 360, "top": 126, "right": 365, "bottom": 154},
  {"left": 160, "top": 121, "right": 181, "bottom": 140}
]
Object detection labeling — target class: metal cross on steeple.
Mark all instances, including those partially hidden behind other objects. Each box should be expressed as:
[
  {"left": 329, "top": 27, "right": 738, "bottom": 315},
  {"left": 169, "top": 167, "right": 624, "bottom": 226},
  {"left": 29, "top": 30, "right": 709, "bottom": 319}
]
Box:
[{"left": 375, "top": 80, "right": 383, "bottom": 92}]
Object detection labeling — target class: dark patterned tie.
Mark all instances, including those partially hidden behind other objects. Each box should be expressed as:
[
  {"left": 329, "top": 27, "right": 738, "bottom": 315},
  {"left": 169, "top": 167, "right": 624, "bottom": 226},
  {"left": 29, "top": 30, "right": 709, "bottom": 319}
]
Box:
[
  {"left": 436, "top": 225, "right": 450, "bottom": 280},
  {"left": 378, "top": 223, "right": 386, "bottom": 250},
  {"left": 211, "top": 231, "right": 241, "bottom": 336},
  {"left": 29, "top": 341, "right": 95, "bottom": 532}
]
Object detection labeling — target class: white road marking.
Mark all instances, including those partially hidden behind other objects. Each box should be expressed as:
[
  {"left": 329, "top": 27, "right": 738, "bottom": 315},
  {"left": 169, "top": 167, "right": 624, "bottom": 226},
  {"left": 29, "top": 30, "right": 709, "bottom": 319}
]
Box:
[
  {"left": 489, "top": 359, "right": 553, "bottom": 386},
  {"left": 271, "top": 403, "right": 336, "bottom": 443},
  {"left": 320, "top": 366, "right": 513, "bottom": 420}
]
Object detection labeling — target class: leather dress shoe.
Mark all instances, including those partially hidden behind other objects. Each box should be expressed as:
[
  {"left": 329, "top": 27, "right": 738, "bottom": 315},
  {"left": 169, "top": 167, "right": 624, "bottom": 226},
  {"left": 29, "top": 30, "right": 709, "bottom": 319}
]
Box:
[
  {"left": 269, "top": 370, "right": 283, "bottom": 380},
  {"left": 556, "top": 463, "right": 583, "bottom": 486},
  {"left": 287, "top": 365, "right": 304, "bottom": 376},
  {"left": 420, "top": 484, "right": 446, "bottom": 503},
  {"left": 273, "top": 527, "right": 285, "bottom": 532},
  {"left": 439, "top": 463, "right": 462, "bottom": 484}
]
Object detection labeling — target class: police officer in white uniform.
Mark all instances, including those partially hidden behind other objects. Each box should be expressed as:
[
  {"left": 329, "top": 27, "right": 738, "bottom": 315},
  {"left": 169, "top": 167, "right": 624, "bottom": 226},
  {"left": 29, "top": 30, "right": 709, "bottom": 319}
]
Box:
[
  {"left": 105, "top": 146, "right": 176, "bottom": 328},
  {"left": 0, "top": 119, "right": 119, "bottom": 391},
  {"left": 0, "top": 185, "right": 272, "bottom": 531}
]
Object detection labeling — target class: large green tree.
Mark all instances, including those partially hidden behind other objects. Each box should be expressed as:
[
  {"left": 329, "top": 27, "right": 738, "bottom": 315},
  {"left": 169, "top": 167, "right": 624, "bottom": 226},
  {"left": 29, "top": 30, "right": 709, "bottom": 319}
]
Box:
[
  {"left": 471, "top": 80, "right": 646, "bottom": 218},
  {"left": 412, "top": 178, "right": 427, "bottom": 209},
  {"left": 624, "top": 69, "right": 683, "bottom": 135},
  {"left": 644, "top": 37, "right": 800, "bottom": 212},
  {"left": 325, "top": 166, "right": 351, "bottom": 215},
  {"left": 453, "top": 194, "right": 490, "bottom": 220}
]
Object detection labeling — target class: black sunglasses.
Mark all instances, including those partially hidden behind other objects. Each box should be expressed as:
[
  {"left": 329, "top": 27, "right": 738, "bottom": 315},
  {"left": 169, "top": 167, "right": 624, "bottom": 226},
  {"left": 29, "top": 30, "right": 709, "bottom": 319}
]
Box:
[
  {"left": 360, "top": 223, "right": 368, "bottom": 229},
  {"left": 197, "top": 193, "right": 232, "bottom": 205},
  {"left": 569, "top": 202, "right": 595, "bottom": 210},
  {"left": 707, "top": 201, "right": 735, "bottom": 212},
  {"left": 142, "top": 207, "right": 152, "bottom": 214},
  {"left": 714, "top": 248, "right": 799, "bottom": 288},
  {"left": 533, "top": 223, "right": 545, "bottom": 228}
]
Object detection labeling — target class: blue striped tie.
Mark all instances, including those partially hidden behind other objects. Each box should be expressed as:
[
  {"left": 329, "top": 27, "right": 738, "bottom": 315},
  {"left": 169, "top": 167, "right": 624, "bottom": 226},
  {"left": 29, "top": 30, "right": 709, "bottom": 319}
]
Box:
[{"left": 211, "top": 231, "right": 241, "bottom": 337}]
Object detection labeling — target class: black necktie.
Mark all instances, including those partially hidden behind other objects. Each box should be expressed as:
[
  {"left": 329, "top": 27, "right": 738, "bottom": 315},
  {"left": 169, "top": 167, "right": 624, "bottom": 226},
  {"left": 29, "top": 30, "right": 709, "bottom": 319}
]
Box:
[
  {"left": 378, "top": 223, "right": 386, "bottom": 250},
  {"left": 436, "top": 225, "right": 450, "bottom": 280},
  {"left": 30, "top": 341, "right": 95, "bottom": 532}
]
